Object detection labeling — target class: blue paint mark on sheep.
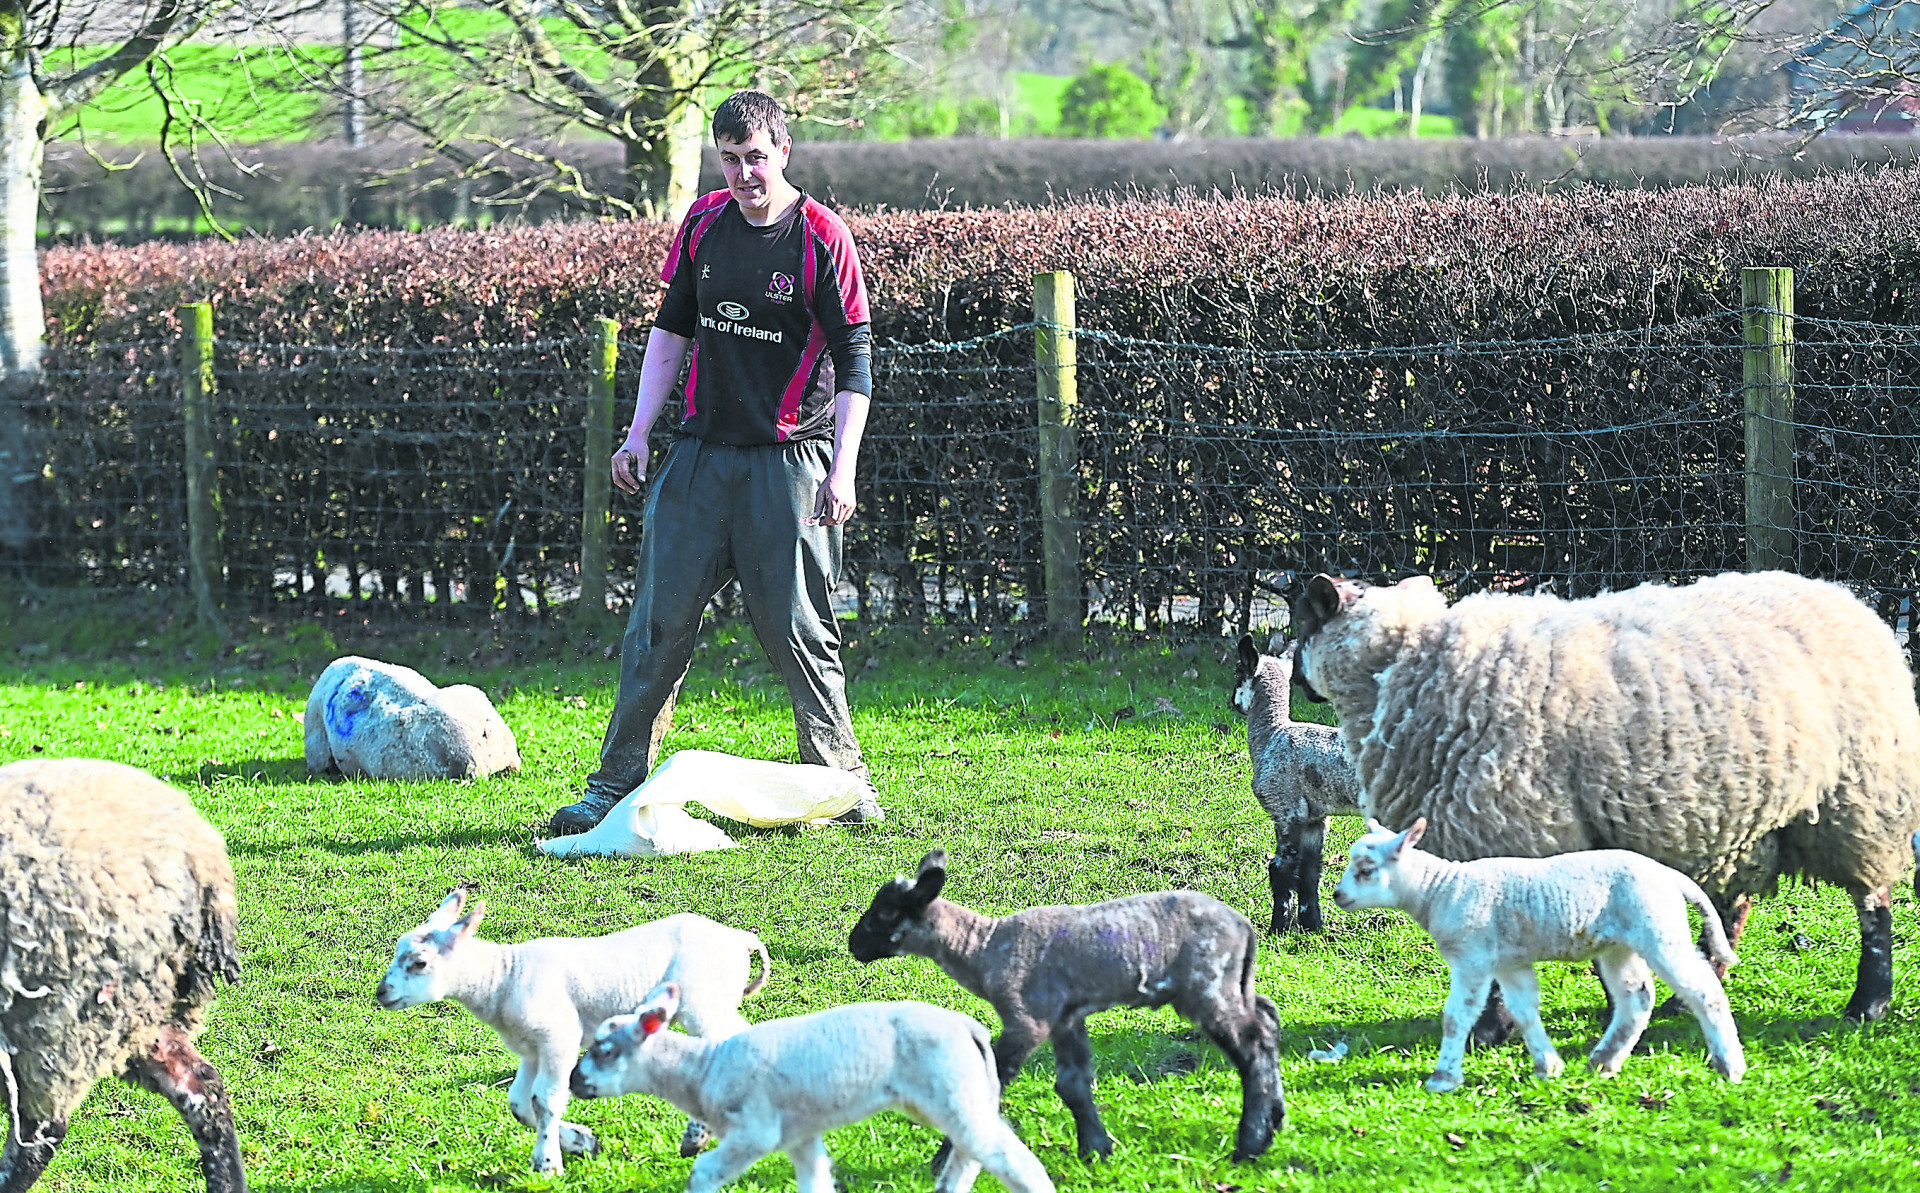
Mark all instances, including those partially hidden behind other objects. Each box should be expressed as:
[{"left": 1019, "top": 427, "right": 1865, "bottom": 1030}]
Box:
[{"left": 327, "top": 681, "right": 372, "bottom": 740}]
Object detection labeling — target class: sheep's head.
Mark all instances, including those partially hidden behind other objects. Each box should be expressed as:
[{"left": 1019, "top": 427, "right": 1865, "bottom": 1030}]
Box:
[
  {"left": 1332, "top": 818, "right": 1427, "bottom": 912},
  {"left": 375, "top": 887, "right": 487, "bottom": 1010},
  {"left": 848, "top": 850, "right": 947, "bottom": 962},
  {"left": 570, "top": 981, "right": 683, "bottom": 1100},
  {"left": 1292, "top": 574, "right": 1446, "bottom": 707},
  {"left": 1231, "top": 634, "right": 1293, "bottom": 716}
]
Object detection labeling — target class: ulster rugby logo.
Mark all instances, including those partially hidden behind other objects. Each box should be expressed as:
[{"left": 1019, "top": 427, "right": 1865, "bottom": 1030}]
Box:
[
  {"left": 716, "top": 301, "right": 750, "bottom": 320},
  {"left": 766, "top": 272, "right": 795, "bottom": 303}
]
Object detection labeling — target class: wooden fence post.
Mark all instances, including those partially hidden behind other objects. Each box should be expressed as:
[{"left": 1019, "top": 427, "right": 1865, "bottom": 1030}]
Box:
[
  {"left": 580, "top": 317, "right": 619, "bottom": 616},
  {"left": 1742, "top": 267, "right": 1795, "bottom": 573},
  {"left": 179, "top": 302, "right": 222, "bottom": 631},
  {"left": 1035, "top": 270, "right": 1082, "bottom": 638}
]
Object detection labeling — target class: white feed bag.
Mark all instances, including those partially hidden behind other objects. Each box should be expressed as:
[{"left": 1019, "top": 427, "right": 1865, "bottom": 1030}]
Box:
[{"left": 537, "top": 750, "right": 873, "bottom": 858}]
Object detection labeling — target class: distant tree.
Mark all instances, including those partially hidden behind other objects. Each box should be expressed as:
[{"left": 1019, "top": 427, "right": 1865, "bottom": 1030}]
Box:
[
  {"left": 0, "top": 0, "right": 307, "bottom": 556},
  {"left": 340, "top": 0, "right": 905, "bottom": 223},
  {"left": 1058, "top": 61, "right": 1165, "bottom": 136}
]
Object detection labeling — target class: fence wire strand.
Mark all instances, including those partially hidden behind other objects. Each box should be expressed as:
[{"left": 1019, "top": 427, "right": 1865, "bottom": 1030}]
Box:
[{"left": 17, "top": 314, "right": 1919, "bottom": 637}]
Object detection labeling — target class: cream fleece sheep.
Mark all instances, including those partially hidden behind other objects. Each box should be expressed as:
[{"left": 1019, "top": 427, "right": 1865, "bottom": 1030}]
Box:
[
  {"left": 305, "top": 656, "right": 520, "bottom": 780},
  {"left": 0, "top": 758, "right": 244, "bottom": 1192},
  {"left": 1293, "top": 569, "right": 1920, "bottom": 1022}
]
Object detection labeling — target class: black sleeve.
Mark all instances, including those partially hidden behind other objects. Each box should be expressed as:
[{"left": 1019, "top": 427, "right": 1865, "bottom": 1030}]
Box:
[{"left": 825, "top": 321, "right": 872, "bottom": 398}]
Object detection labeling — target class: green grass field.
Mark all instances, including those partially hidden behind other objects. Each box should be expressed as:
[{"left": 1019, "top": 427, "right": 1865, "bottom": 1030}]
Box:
[{"left": 0, "top": 593, "right": 1915, "bottom": 1192}]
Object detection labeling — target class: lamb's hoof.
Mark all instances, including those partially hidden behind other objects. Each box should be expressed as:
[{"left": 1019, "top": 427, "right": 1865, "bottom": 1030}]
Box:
[
  {"left": 930, "top": 1139, "right": 954, "bottom": 1177},
  {"left": 1533, "top": 1053, "right": 1566, "bottom": 1080},
  {"left": 679, "top": 1120, "right": 712, "bottom": 1158},
  {"left": 559, "top": 1124, "right": 600, "bottom": 1157},
  {"left": 1585, "top": 1052, "right": 1625, "bottom": 1078},
  {"left": 1230, "top": 1126, "right": 1276, "bottom": 1163},
  {"left": 1424, "top": 1071, "right": 1463, "bottom": 1094},
  {"left": 1296, "top": 909, "right": 1325, "bottom": 933},
  {"left": 1468, "top": 1008, "right": 1516, "bottom": 1049},
  {"left": 1076, "top": 1136, "right": 1116, "bottom": 1162},
  {"left": 530, "top": 1155, "right": 563, "bottom": 1176},
  {"left": 1842, "top": 993, "right": 1891, "bottom": 1023},
  {"left": 1712, "top": 1054, "right": 1747, "bottom": 1084}
]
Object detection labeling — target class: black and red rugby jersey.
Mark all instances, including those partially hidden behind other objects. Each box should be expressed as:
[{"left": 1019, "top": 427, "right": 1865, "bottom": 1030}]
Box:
[{"left": 654, "top": 190, "right": 872, "bottom": 446}]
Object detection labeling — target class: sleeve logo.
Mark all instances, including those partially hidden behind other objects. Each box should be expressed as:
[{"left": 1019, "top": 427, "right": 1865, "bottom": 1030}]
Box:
[{"left": 717, "top": 301, "right": 750, "bottom": 320}]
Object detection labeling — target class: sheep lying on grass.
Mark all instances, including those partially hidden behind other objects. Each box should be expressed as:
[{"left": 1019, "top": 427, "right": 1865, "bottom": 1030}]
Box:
[
  {"left": 0, "top": 759, "right": 244, "bottom": 1192},
  {"left": 570, "top": 982, "right": 1056, "bottom": 1193},
  {"left": 1293, "top": 569, "right": 1920, "bottom": 1024},
  {"left": 849, "top": 850, "right": 1283, "bottom": 1163},
  {"left": 305, "top": 656, "right": 519, "bottom": 780},
  {"left": 1231, "top": 634, "right": 1361, "bottom": 933},
  {"left": 1334, "top": 818, "right": 1746, "bottom": 1092},
  {"left": 375, "top": 891, "right": 769, "bottom": 1175}
]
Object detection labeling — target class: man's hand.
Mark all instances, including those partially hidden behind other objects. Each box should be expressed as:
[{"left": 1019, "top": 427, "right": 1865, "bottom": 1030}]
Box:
[
  {"left": 810, "top": 466, "right": 856, "bottom": 526},
  {"left": 612, "top": 447, "right": 647, "bottom": 495}
]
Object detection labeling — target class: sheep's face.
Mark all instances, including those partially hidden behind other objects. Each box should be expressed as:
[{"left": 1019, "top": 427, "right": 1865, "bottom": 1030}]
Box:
[
  {"left": 571, "top": 982, "right": 682, "bottom": 1100},
  {"left": 1332, "top": 818, "right": 1426, "bottom": 911},
  {"left": 1293, "top": 574, "right": 1445, "bottom": 706},
  {"left": 376, "top": 889, "right": 486, "bottom": 1010},
  {"left": 849, "top": 850, "right": 947, "bottom": 963}
]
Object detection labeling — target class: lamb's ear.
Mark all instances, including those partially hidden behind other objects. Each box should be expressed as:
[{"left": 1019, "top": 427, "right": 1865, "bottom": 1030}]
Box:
[
  {"left": 635, "top": 981, "right": 682, "bottom": 1037},
  {"left": 426, "top": 887, "right": 467, "bottom": 929},
  {"left": 451, "top": 899, "right": 488, "bottom": 942},
  {"left": 1236, "top": 634, "right": 1260, "bottom": 674},
  {"left": 1366, "top": 817, "right": 1388, "bottom": 836},
  {"left": 910, "top": 851, "right": 948, "bottom": 907},
  {"left": 1304, "top": 574, "right": 1350, "bottom": 623},
  {"left": 1392, "top": 818, "right": 1428, "bottom": 857}
]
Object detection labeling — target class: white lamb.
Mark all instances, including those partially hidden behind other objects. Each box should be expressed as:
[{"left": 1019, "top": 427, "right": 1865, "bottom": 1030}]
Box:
[
  {"left": 305, "top": 655, "right": 520, "bottom": 779},
  {"left": 569, "top": 981, "right": 1056, "bottom": 1193},
  {"left": 1333, "top": 818, "right": 1746, "bottom": 1093},
  {"left": 375, "top": 890, "right": 769, "bottom": 1175}
]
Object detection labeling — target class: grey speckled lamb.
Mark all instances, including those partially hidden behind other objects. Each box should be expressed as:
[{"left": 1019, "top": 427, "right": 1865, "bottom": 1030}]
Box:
[
  {"left": 849, "top": 851, "right": 1283, "bottom": 1164},
  {"left": 1231, "top": 635, "right": 1362, "bottom": 934},
  {"left": 0, "top": 758, "right": 244, "bottom": 1193}
]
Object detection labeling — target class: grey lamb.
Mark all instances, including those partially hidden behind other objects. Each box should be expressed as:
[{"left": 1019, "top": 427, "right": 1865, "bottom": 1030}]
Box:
[
  {"left": 848, "top": 850, "right": 1283, "bottom": 1164},
  {"left": 1231, "top": 634, "right": 1362, "bottom": 934},
  {"left": 0, "top": 758, "right": 245, "bottom": 1193}
]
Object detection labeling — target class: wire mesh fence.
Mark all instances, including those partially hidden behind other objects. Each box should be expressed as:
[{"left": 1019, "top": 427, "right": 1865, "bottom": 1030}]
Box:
[{"left": 14, "top": 309, "right": 1919, "bottom": 637}]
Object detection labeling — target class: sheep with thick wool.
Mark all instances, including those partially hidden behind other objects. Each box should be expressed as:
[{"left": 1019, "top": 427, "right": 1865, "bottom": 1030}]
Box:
[
  {"left": 0, "top": 758, "right": 244, "bottom": 1192},
  {"left": 305, "top": 656, "right": 519, "bottom": 780},
  {"left": 1292, "top": 569, "right": 1920, "bottom": 1023}
]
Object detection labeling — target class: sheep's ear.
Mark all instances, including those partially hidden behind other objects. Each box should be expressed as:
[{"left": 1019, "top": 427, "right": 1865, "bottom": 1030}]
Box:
[
  {"left": 1366, "top": 817, "right": 1388, "bottom": 835},
  {"left": 635, "top": 981, "right": 681, "bottom": 1036},
  {"left": 426, "top": 887, "right": 467, "bottom": 929},
  {"left": 1236, "top": 634, "right": 1260, "bottom": 674},
  {"left": 452, "top": 899, "right": 488, "bottom": 941},
  {"left": 1392, "top": 818, "right": 1428, "bottom": 857},
  {"left": 1304, "top": 574, "right": 1348, "bottom": 623}
]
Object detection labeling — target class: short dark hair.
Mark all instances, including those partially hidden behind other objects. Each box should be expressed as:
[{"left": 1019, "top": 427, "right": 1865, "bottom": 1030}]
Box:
[{"left": 712, "top": 91, "right": 789, "bottom": 146}]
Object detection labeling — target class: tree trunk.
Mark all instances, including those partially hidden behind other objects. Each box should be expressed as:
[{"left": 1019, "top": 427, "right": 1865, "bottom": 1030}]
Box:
[
  {"left": 0, "top": 42, "right": 46, "bottom": 556},
  {"left": 624, "top": 43, "right": 706, "bottom": 225}
]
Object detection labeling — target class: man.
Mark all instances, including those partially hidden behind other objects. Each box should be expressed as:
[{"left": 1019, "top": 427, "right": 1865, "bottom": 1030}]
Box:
[{"left": 549, "top": 90, "right": 882, "bottom": 835}]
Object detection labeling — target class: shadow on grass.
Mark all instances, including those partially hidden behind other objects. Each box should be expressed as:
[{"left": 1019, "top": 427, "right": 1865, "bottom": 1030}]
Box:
[{"left": 226, "top": 826, "right": 527, "bottom": 858}]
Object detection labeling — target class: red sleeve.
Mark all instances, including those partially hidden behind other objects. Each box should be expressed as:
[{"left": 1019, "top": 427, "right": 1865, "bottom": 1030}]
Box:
[
  {"left": 801, "top": 200, "right": 869, "bottom": 326},
  {"left": 654, "top": 191, "right": 732, "bottom": 336}
]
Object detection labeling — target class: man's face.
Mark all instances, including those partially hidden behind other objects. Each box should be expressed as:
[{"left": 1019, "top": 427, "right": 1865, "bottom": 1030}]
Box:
[{"left": 717, "top": 127, "right": 792, "bottom": 217}]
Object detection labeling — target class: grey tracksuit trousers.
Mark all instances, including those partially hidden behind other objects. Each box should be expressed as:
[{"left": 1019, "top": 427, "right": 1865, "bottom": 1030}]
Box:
[{"left": 585, "top": 435, "right": 868, "bottom": 798}]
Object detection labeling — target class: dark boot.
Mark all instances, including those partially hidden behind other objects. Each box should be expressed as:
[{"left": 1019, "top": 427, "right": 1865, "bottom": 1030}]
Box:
[{"left": 548, "top": 785, "right": 626, "bottom": 836}]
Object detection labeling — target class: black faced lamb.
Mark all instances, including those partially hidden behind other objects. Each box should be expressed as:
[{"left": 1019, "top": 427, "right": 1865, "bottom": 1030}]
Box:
[
  {"left": 1333, "top": 818, "right": 1746, "bottom": 1091},
  {"left": 1292, "top": 569, "right": 1920, "bottom": 1024},
  {"left": 569, "top": 981, "right": 1055, "bottom": 1193},
  {"left": 1230, "top": 634, "right": 1362, "bottom": 934},
  {"left": 0, "top": 758, "right": 244, "bottom": 1192},
  {"left": 848, "top": 850, "right": 1283, "bottom": 1163},
  {"left": 376, "top": 891, "right": 769, "bottom": 1175}
]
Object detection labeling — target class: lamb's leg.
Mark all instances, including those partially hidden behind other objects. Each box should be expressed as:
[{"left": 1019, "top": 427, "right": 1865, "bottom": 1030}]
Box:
[
  {"left": 528, "top": 1052, "right": 598, "bottom": 1174},
  {"left": 0, "top": 1115, "right": 66, "bottom": 1193},
  {"left": 1657, "top": 892, "right": 1751, "bottom": 1016},
  {"left": 934, "top": 1020, "right": 1047, "bottom": 1176},
  {"left": 940, "top": 1117, "right": 1054, "bottom": 1193},
  {"left": 1644, "top": 947, "right": 1746, "bottom": 1083},
  {"left": 1844, "top": 885, "right": 1895, "bottom": 1023},
  {"left": 1051, "top": 1015, "right": 1114, "bottom": 1159},
  {"left": 506, "top": 1059, "right": 538, "bottom": 1129},
  {"left": 669, "top": 1005, "right": 741, "bottom": 1156},
  {"left": 1195, "top": 997, "right": 1280, "bottom": 1162},
  {"left": 1493, "top": 965, "right": 1562, "bottom": 1079},
  {"left": 1589, "top": 949, "right": 1655, "bottom": 1077},
  {"left": 122, "top": 1025, "right": 246, "bottom": 1193},
  {"left": 1428, "top": 967, "right": 1495, "bottom": 1093},
  {"left": 787, "top": 1135, "right": 837, "bottom": 1193},
  {"left": 1294, "top": 818, "right": 1329, "bottom": 933},
  {"left": 1268, "top": 817, "right": 1303, "bottom": 935},
  {"left": 686, "top": 1130, "right": 778, "bottom": 1193}
]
